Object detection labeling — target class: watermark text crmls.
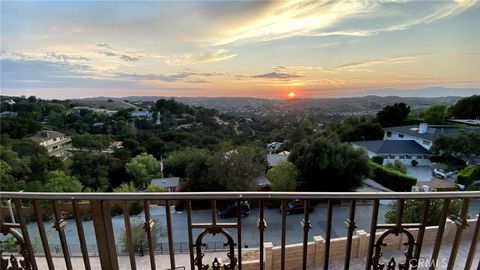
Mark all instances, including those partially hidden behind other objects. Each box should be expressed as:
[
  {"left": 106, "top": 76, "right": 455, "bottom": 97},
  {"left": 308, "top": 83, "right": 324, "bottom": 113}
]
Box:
[{"left": 410, "top": 258, "right": 448, "bottom": 268}]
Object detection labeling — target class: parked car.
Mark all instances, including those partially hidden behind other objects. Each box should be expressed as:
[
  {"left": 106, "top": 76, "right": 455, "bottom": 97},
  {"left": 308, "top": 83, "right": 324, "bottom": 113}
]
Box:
[
  {"left": 279, "top": 200, "right": 314, "bottom": 215},
  {"left": 432, "top": 168, "right": 457, "bottom": 179},
  {"left": 218, "top": 201, "right": 251, "bottom": 219}
]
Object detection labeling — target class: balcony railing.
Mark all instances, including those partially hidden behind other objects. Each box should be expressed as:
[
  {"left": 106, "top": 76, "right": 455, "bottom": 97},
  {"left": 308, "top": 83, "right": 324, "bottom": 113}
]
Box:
[{"left": 0, "top": 191, "right": 479, "bottom": 270}]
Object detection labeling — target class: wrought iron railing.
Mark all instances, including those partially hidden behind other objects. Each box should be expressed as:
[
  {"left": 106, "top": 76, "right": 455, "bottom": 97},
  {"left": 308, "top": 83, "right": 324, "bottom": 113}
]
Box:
[{"left": 0, "top": 191, "right": 479, "bottom": 270}]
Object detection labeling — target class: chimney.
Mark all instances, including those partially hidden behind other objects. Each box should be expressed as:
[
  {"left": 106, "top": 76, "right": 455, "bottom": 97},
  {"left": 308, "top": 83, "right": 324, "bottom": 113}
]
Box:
[{"left": 419, "top": 123, "right": 428, "bottom": 134}]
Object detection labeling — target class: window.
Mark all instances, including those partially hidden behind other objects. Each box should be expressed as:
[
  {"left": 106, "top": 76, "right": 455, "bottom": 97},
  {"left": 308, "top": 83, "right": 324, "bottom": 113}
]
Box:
[
  {"left": 423, "top": 140, "right": 431, "bottom": 145},
  {"left": 386, "top": 131, "right": 392, "bottom": 137},
  {"left": 423, "top": 155, "right": 430, "bottom": 160},
  {"left": 398, "top": 134, "right": 404, "bottom": 138},
  {"left": 389, "top": 155, "right": 395, "bottom": 159},
  {"left": 399, "top": 155, "right": 405, "bottom": 159},
  {"left": 406, "top": 155, "right": 411, "bottom": 159}
]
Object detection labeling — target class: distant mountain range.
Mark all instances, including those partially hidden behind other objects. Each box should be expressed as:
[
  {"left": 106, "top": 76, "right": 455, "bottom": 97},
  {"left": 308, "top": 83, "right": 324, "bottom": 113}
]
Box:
[
  {"left": 348, "top": 87, "right": 479, "bottom": 98},
  {"left": 71, "top": 87, "right": 478, "bottom": 113}
]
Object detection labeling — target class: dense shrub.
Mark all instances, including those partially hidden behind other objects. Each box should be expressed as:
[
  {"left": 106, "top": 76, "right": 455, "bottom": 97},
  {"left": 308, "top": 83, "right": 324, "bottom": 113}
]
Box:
[
  {"left": 385, "top": 199, "right": 461, "bottom": 226},
  {"left": 385, "top": 160, "right": 407, "bottom": 174},
  {"left": 411, "top": 160, "right": 418, "bottom": 167},
  {"left": 371, "top": 156, "right": 384, "bottom": 165},
  {"left": 369, "top": 161, "right": 417, "bottom": 191},
  {"left": 119, "top": 218, "right": 165, "bottom": 254},
  {"left": 457, "top": 165, "right": 480, "bottom": 188}
]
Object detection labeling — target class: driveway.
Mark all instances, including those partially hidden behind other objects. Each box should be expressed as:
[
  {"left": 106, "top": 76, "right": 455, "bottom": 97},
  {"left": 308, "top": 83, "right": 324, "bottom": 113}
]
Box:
[{"left": 406, "top": 166, "right": 433, "bottom": 182}]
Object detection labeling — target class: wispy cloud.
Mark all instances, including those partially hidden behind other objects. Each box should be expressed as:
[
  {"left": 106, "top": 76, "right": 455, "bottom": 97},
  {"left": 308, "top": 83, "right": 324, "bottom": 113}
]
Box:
[
  {"left": 253, "top": 72, "right": 303, "bottom": 80},
  {"left": 215, "top": 0, "right": 477, "bottom": 45},
  {"left": 96, "top": 43, "right": 143, "bottom": 62},
  {"left": 164, "top": 49, "right": 237, "bottom": 65},
  {"left": 336, "top": 54, "right": 433, "bottom": 72}
]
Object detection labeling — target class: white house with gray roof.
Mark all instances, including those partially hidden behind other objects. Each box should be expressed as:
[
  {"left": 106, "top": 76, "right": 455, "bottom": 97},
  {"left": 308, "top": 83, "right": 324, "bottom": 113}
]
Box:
[
  {"left": 383, "top": 123, "right": 480, "bottom": 150},
  {"left": 351, "top": 140, "right": 431, "bottom": 166}
]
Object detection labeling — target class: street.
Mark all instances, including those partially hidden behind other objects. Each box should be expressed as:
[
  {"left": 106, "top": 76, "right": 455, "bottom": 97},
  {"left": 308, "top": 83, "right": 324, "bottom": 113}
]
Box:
[{"left": 24, "top": 199, "right": 480, "bottom": 254}]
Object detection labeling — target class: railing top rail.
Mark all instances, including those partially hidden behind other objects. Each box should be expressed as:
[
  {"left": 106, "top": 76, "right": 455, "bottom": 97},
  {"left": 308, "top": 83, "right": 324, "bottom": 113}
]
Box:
[{"left": 0, "top": 191, "right": 479, "bottom": 200}]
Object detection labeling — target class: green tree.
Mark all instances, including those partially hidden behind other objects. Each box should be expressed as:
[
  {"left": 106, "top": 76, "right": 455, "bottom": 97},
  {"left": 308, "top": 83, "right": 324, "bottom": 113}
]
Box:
[
  {"left": 431, "top": 131, "right": 480, "bottom": 161},
  {"left": 112, "top": 183, "right": 143, "bottom": 215},
  {"left": 376, "top": 103, "right": 411, "bottom": 127},
  {"left": 145, "top": 184, "right": 165, "bottom": 192},
  {"left": 266, "top": 160, "right": 298, "bottom": 191},
  {"left": 70, "top": 152, "right": 123, "bottom": 191},
  {"left": 44, "top": 170, "right": 83, "bottom": 192},
  {"left": 448, "top": 95, "right": 480, "bottom": 119},
  {"left": 72, "top": 134, "right": 111, "bottom": 151},
  {"left": 126, "top": 153, "right": 160, "bottom": 188},
  {"left": 385, "top": 199, "right": 461, "bottom": 226},
  {"left": 119, "top": 218, "right": 165, "bottom": 255},
  {"left": 0, "top": 145, "right": 30, "bottom": 190},
  {"left": 289, "top": 136, "right": 370, "bottom": 191},
  {"left": 335, "top": 117, "right": 384, "bottom": 142},
  {"left": 207, "top": 144, "right": 267, "bottom": 191},
  {"left": 424, "top": 104, "right": 447, "bottom": 124},
  {"left": 0, "top": 118, "right": 42, "bottom": 138}
]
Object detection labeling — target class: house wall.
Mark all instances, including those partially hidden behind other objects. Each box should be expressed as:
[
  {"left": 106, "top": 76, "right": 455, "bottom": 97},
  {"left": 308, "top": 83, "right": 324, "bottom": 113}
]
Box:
[
  {"left": 384, "top": 131, "right": 432, "bottom": 150},
  {"left": 351, "top": 144, "right": 431, "bottom": 166},
  {"left": 382, "top": 155, "right": 431, "bottom": 166}
]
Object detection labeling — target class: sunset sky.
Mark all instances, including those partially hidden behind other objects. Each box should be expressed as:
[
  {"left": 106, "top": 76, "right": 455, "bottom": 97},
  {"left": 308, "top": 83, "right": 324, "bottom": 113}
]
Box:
[{"left": 1, "top": 1, "right": 479, "bottom": 99}]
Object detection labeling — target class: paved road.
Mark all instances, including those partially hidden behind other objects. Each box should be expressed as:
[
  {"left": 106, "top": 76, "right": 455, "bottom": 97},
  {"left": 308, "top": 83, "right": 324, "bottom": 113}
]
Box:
[{"left": 23, "top": 199, "right": 480, "bottom": 254}]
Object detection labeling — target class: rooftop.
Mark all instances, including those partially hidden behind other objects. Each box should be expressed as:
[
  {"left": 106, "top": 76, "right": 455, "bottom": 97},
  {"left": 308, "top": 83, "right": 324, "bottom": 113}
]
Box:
[
  {"left": 384, "top": 124, "right": 480, "bottom": 141},
  {"left": 351, "top": 140, "right": 430, "bottom": 155},
  {"left": 29, "top": 130, "right": 66, "bottom": 143}
]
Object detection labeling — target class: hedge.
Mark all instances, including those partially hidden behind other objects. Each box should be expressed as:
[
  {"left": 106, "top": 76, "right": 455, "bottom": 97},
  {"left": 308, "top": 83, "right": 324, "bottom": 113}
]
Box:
[
  {"left": 457, "top": 165, "right": 480, "bottom": 188},
  {"left": 369, "top": 161, "right": 417, "bottom": 191},
  {"left": 371, "top": 156, "right": 384, "bottom": 165}
]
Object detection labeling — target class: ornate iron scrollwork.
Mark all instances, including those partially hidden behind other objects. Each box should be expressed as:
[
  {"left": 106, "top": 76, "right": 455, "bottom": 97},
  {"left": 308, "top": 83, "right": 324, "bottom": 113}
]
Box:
[
  {"left": 194, "top": 227, "right": 237, "bottom": 270},
  {"left": 372, "top": 228, "right": 415, "bottom": 270},
  {"left": 1, "top": 225, "right": 31, "bottom": 270}
]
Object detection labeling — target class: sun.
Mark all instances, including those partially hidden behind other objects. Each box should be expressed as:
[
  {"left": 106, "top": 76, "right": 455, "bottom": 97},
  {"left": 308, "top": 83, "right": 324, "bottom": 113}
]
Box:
[{"left": 288, "top": 92, "right": 296, "bottom": 98}]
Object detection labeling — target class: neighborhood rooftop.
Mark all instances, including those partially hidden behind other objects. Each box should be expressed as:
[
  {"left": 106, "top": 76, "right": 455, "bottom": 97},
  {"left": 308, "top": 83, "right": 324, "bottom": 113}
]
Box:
[
  {"left": 384, "top": 124, "right": 480, "bottom": 141},
  {"left": 351, "top": 140, "right": 430, "bottom": 155},
  {"left": 29, "top": 130, "right": 66, "bottom": 143}
]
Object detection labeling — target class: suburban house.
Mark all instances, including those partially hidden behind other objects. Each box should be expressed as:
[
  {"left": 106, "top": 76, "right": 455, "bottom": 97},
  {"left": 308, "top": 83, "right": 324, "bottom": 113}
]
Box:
[
  {"left": 267, "top": 142, "right": 283, "bottom": 153},
  {"left": 382, "top": 123, "right": 480, "bottom": 150},
  {"left": 150, "top": 177, "right": 180, "bottom": 192},
  {"left": 352, "top": 123, "right": 480, "bottom": 166},
  {"left": 30, "top": 130, "right": 72, "bottom": 157},
  {"left": 351, "top": 140, "right": 431, "bottom": 166},
  {"left": 130, "top": 110, "right": 153, "bottom": 119}
]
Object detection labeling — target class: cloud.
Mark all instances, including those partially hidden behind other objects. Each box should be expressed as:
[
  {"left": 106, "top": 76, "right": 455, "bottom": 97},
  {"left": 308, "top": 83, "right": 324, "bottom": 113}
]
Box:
[
  {"left": 164, "top": 49, "right": 237, "bottom": 65},
  {"left": 215, "top": 0, "right": 477, "bottom": 45},
  {"left": 0, "top": 58, "right": 137, "bottom": 89},
  {"left": 336, "top": 54, "right": 433, "bottom": 72},
  {"left": 253, "top": 72, "right": 302, "bottom": 80},
  {"left": 114, "top": 71, "right": 220, "bottom": 83},
  {"left": 96, "top": 43, "right": 143, "bottom": 62}
]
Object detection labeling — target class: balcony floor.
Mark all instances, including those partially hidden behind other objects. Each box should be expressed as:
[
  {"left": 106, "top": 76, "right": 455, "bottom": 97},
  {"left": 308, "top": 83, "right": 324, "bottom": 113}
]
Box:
[{"left": 31, "top": 239, "right": 478, "bottom": 270}]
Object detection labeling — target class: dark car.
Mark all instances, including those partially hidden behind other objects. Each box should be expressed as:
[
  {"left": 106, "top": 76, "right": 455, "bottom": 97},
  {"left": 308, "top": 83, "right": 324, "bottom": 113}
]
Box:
[
  {"left": 280, "top": 200, "right": 314, "bottom": 215},
  {"left": 218, "top": 201, "right": 251, "bottom": 219}
]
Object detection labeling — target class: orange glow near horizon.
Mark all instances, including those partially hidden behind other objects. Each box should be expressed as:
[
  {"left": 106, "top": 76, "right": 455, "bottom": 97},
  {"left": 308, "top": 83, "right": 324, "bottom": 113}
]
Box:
[{"left": 288, "top": 91, "right": 296, "bottom": 98}]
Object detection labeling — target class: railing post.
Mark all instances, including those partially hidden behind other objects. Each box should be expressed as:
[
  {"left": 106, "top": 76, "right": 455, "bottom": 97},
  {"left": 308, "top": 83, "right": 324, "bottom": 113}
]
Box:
[
  {"left": 264, "top": 242, "right": 273, "bottom": 270},
  {"left": 91, "top": 200, "right": 119, "bottom": 270}
]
